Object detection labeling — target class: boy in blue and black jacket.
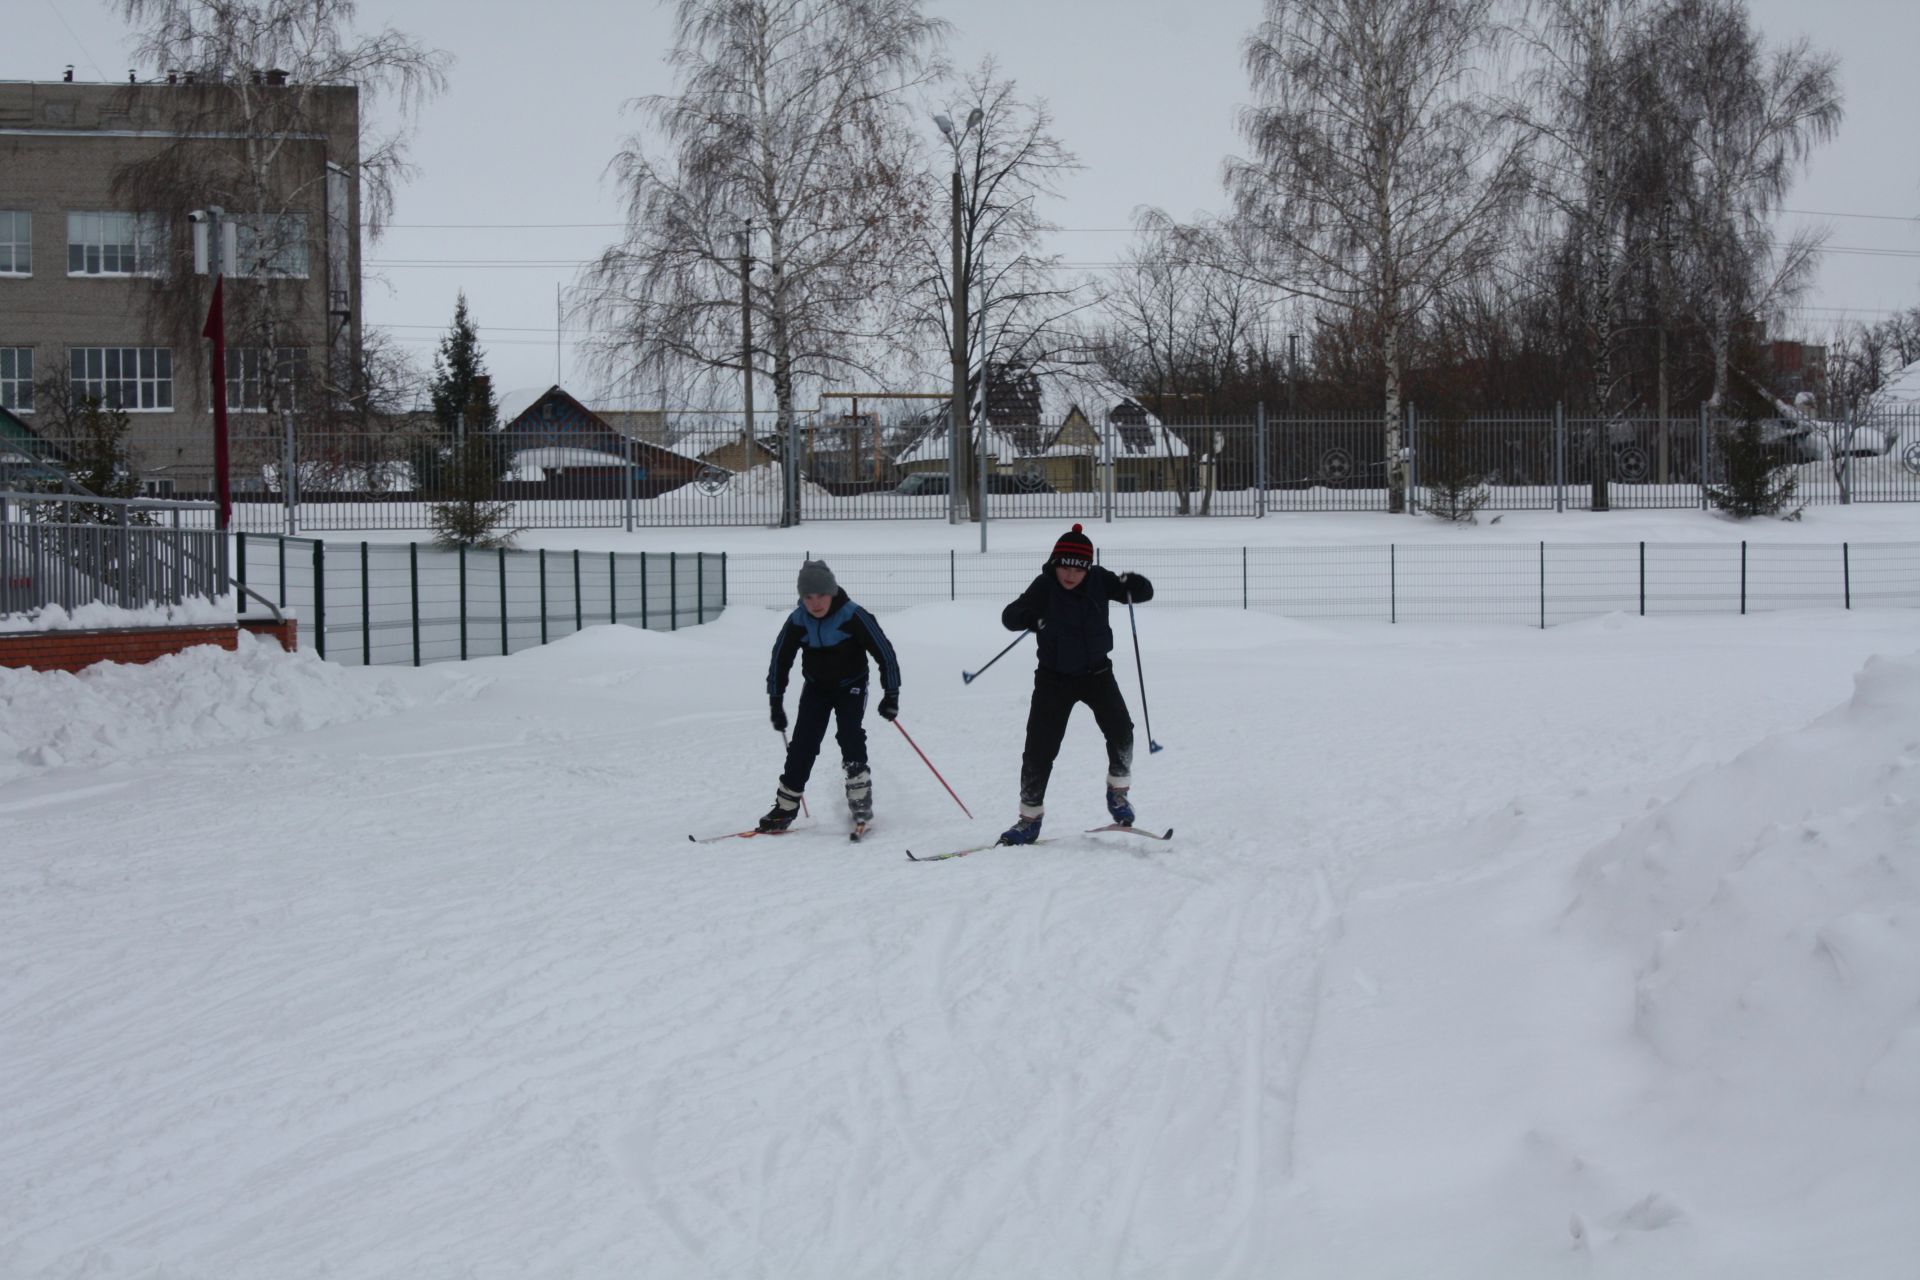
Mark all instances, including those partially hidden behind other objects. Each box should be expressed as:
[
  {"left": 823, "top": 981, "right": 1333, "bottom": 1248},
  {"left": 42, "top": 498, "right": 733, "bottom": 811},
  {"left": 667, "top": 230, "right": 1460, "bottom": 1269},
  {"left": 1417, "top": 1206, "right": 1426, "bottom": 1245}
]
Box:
[{"left": 759, "top": 559, "right": 902, "bottom": 833}]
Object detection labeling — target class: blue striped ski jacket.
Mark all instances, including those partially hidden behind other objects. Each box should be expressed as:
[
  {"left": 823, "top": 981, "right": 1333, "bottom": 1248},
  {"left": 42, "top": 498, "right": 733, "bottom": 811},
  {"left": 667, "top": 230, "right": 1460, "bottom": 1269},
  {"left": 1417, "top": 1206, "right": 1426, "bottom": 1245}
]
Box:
[{"left": 767, "top": 590, "right": 902, "bottom": 696}]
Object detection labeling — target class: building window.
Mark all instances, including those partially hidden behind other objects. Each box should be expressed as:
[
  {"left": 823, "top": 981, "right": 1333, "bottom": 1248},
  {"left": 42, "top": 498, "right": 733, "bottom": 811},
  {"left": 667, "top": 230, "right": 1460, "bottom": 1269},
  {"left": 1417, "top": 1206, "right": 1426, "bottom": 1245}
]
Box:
[
  {"left": 0, "top": 212, "right": 29, "bottom": 275},
  {"left": 140, "top": 477, "right": 176, "bottom": 498},
  {"left": 233, "top": 213, "right": 309, "bottom": 279},
  {"left": 66, "top": 212, "right": 166, "bottom": 276},
  {"left": 0, "top": 348, "right": 32, "bottom": 412},
  {"left": 226, "top": 347, "right": 309, "bottom": 412},
  {"left": 70, "top": 347, "right": 173, "bottom": 411}
]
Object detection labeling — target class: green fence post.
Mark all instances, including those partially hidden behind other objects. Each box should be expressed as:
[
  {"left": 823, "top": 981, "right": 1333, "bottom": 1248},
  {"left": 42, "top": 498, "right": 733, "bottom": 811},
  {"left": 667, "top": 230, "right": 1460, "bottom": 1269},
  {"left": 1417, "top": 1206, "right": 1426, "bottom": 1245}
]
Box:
[
  {"left": 1639, "top": 541, "right": 1646, "bottom": 617},
  {"left": 362, "top": 541, "right": 372, "bottom": 665},
  {"left": 950, "top": 548, "right": 956, "bottom": 601},
  {"left": 721, "top": 551, "right": 728, "bottom": 610},
  {"left": 459, "top": 544, "right": 468, "bottom": 660},
  {"left": 499, "top": 546, "right": 509, "bottom": 656},
  {"left": 1390, "top": 544, "right": 1397, "bottom": 624},
  {"left": 1242, "top": 546, "right": 1248, "bottom": 609},
  {"left": 410, "top": 542, "right": 420, "bottom": 667},
  {"left": 697, "top": 553, "right": 706, "bottom": 624},
  {"left": 539, "top": 548, "right": 549, "bottom": 644},
  {"left": 641, "top": 554, "right": 649, "bottom": 630},
  {"left": 277, "top": 536, "right": 287, "bottom": 608},
  {"left": 1843, "top": 542, "right": 1851, "bottom": 609},
  {"left": 573, "top": 549, "right": 583, "bottom": 632},
  {"left": 1740, "top": 540, "right": 1747, "bottom": 616},
  {"left": 312, "top": 539, "right": 327, "bottom": 660},
  {"left": 670, "top": 551, "right": 678, "bottom": 631},
  {"left": 609, "top": 551, "right": 618, "bottom": 624},
  {"left": 1539, "top": 541, "right": 1546, "bottom": 630},
  {"left": 236, "top": 531, "right": 249, "bottom": 614}
]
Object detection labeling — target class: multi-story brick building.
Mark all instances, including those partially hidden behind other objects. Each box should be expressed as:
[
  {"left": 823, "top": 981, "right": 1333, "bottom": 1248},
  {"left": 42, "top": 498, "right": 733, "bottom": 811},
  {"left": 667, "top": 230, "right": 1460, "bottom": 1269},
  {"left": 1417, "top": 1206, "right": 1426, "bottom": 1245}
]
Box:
[{"left": 0, "top": 74, "right": 361, "bottom": 494}]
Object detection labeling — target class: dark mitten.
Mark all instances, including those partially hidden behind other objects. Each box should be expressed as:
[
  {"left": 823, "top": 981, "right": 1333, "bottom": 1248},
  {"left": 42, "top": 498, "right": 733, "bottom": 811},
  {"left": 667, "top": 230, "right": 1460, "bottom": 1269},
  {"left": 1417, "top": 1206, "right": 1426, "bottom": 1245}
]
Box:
[
  {"left": 878, "top": 692, "right": 899, "bottom": 722},
  {"left": 770, "top": 698, "right": 788, "bottom": 733}
]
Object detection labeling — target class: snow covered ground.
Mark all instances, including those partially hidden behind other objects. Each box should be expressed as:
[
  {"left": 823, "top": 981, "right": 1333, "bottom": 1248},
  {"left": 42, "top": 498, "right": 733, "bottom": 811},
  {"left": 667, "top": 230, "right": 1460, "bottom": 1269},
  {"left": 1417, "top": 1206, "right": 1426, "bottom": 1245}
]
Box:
[{"left": 4, "top": 552, "right": 1919, "bottom": 1276}]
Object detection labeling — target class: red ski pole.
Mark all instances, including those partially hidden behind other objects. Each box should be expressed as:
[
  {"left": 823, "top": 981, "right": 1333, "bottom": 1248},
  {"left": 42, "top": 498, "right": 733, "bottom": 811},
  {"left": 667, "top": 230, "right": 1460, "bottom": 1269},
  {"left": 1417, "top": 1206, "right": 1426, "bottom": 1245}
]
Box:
[
  {"left": 891, "top": 720, "right": 972, "bottom": 818},
  {"left": 779, "top": 729, "right": 811, "bottom": 817}
]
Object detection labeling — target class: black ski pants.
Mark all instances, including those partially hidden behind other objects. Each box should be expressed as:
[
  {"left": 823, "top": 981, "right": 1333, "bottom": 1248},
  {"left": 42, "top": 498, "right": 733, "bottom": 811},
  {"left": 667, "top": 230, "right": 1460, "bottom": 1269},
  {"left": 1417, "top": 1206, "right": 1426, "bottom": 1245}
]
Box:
[
  {"left": 1019, "top": 665, "right": 1134, "bottom": 810},
  {"left": 781, "top": 678, "right": 868, "bottom": 792}
]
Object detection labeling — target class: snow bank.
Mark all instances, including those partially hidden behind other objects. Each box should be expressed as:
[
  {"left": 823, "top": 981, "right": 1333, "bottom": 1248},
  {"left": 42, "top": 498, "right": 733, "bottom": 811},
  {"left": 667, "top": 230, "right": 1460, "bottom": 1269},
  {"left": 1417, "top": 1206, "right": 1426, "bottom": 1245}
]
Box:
[
  {"left": 0, "top": 594, "right": 239, "bottom": 632},
  {"left": 1568, "top": 650, "right": 1920, "bottom": 1188},
  {"left": 0, "top": 631, "right": 425, "bottom": 781}
]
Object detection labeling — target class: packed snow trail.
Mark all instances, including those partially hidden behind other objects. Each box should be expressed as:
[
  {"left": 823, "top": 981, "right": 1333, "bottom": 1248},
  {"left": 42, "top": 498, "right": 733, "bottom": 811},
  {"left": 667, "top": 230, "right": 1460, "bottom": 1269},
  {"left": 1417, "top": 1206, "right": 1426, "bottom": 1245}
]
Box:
[{"left": 3, "top": 606, "right": 1914, "bottom": 1277}]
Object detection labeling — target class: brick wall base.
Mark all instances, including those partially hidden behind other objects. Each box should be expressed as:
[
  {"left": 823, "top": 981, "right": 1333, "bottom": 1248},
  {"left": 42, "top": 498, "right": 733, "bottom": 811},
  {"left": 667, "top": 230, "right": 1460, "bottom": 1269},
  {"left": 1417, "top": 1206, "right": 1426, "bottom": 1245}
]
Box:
[{"left": 0, "top": 620, "right": 298, "bottom": 674}]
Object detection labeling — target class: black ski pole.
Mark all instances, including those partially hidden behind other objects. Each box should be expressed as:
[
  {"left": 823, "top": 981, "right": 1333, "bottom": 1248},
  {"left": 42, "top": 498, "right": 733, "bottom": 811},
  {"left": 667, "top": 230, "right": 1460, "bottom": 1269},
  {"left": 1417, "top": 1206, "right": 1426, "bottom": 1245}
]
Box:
[
  {"left": 1126, "top": 597, "right": 1163, "bottom": 753},
  {"left": 962, "top": 628, "right": 1032, "bottom": 684}
]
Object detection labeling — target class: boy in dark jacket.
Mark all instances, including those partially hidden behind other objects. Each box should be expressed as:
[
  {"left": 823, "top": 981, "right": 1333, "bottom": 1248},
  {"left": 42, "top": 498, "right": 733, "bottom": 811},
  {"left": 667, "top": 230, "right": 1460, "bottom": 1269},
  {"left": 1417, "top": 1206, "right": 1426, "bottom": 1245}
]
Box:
[
  {"left": 996, "top": 524, "right": 1153, "bottom": 845},
  {"left": 760, "top": 559, "right": 902, "bottom": 833}
]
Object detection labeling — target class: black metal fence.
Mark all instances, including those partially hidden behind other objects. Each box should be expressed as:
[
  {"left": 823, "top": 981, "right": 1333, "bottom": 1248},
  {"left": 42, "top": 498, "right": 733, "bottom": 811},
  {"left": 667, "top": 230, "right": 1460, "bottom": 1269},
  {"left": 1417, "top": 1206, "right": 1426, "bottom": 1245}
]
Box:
[
  {"left": 16, "top": 405, "right": 1920, "bottom": 533},
  {"left": 235, "top": 535, "right": 726, "bottom": 666},
  {"left": 1, "top": 490, "right": 228, "bottom": 616},
  {"left": 719, "top": 541, "right": 1920, "bottom": 627}
]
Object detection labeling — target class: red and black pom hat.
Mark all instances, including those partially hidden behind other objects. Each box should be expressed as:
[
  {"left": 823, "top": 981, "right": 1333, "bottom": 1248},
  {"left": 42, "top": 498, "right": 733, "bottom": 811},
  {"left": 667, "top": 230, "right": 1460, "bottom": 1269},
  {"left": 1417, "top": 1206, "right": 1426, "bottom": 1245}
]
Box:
[{"left": 1049, "top": 523, "right": 1094, "bottom": 570}]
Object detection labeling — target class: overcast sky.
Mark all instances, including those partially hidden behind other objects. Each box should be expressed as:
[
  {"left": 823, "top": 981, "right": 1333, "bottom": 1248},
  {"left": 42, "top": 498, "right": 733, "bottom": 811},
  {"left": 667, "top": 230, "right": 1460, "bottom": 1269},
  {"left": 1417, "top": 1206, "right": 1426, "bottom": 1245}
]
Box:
[{"left": 10, "top": 0, "right": 1919, "bottom": 400}]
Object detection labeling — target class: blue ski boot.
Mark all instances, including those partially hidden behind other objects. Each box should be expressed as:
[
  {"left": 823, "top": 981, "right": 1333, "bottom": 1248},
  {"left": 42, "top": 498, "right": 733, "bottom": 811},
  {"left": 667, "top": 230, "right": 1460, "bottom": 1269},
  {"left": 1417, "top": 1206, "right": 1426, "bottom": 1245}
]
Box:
[
  {"left": 998, "top": 810, "right": 1044, "bottom": 846},
  {"left": 1105, "top": 786, "right": 1134, "bottom": 827}
]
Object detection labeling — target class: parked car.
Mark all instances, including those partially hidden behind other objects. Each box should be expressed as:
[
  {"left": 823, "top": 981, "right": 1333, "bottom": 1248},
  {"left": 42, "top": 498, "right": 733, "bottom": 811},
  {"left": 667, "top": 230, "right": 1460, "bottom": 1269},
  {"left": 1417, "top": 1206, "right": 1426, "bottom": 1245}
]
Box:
[{"left": 890, "top": 471, "right": 1055, "bottom": 496}]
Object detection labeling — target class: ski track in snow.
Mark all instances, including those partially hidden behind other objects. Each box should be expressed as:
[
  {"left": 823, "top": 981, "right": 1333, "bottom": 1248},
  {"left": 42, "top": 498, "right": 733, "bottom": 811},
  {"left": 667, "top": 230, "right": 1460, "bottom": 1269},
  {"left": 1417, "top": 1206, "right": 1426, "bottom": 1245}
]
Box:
[{"left": 2, "top": 606, "right": 1915, "bottom": 1278}]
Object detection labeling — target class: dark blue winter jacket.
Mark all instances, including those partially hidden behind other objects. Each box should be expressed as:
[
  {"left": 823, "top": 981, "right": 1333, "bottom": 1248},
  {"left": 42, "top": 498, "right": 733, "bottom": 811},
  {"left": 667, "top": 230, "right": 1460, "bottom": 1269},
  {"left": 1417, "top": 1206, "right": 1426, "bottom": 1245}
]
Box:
[
  {"left": 1001, "top": 566, "right": 1153, "bottom": 676},
  {"left": 767, "top": 590, "right": 901, "bottom": 695}
]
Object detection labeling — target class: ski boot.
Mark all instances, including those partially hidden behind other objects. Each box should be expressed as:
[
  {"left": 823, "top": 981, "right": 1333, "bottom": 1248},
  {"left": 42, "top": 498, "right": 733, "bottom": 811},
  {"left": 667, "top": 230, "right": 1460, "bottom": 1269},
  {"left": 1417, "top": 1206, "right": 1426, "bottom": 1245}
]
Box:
[
  {"left": 845, "top": 763, "right": 873, "bottom": 835},
  {"left": 1105, "top": 785, "right": 1134, "bottom": 827},
  {"left": 756, "top": 784, "right": 803, "bottom": 833},
  {"left": 998, "top": 807, "right": 1044, "bottom": 846}
]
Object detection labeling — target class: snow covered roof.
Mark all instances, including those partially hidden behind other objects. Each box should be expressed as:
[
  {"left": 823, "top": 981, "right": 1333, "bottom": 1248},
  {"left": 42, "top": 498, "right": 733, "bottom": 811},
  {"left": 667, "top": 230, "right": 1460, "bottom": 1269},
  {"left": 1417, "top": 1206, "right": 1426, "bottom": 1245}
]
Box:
[{"left": 495, "top": 386, "right": 556, "bottom": 427}]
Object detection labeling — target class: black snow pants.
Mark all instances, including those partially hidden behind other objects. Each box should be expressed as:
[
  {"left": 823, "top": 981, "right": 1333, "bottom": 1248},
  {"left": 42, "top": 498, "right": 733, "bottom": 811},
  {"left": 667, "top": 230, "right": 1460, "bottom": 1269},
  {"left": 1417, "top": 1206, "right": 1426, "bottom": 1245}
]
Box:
[
  {"left": 1018, "top": 665, "right": 1134, "bottom": 810},
  {"left": 781, "top": 678, "right": 868, "bottom": 792}
]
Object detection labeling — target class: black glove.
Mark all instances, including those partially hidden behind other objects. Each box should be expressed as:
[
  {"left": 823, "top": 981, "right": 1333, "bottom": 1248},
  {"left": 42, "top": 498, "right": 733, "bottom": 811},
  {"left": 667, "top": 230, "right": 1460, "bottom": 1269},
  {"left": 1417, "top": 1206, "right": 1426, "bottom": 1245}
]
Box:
[
  {"left": 770, "top": 698, "right": 788, "bottom": 733},
  {"left": 878, "top": 692, "right": 899, "bottom": 722}
]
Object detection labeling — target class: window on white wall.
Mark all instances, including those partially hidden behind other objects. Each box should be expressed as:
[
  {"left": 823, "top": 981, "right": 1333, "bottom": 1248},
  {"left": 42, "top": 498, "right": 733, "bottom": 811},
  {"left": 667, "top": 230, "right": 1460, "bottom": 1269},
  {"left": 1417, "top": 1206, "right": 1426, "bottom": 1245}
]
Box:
[
  {"left": 226, "top": 347, "right": 310, "bottom": 411},
  {"left": 0, "top": 212, "right": 29, "bottom": 275},
  {"left": 70, "top": 347, "right": 173, "bottom": 411},
  {"left": 66, "top": 211, "right": 166, "bottom": 276},
  {"left": 233, "top": 213, "right": 309, "bottom": 278},
  {"left": 0, "top": 348, "right": 33, "bottom": 412}
]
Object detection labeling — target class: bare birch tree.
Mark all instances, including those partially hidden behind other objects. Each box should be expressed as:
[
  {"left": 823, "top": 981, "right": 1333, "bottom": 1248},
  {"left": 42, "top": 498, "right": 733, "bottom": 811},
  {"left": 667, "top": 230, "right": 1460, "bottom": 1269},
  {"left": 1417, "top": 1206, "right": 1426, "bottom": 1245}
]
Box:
[
  {"left": 1650, "top": 0, "right": 1841, "bottom": 409},
  {"left": 112, "top": 0, "right": 448, "bottom": 418},
  {"left": 580, "top": 0, "right": 945, "bottom": 523},
  {"left": 1228, "top": 0, "right": 1525, "bottom": 511},
  {"left": 909, "top": 61, "right": 1086, "bottom": 395}
]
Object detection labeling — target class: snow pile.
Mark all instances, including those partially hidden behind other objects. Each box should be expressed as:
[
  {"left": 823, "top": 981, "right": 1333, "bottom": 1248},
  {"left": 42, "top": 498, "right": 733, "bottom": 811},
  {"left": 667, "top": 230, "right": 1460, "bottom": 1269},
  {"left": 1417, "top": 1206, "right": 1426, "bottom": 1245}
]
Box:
[
  {"left": 0, "top": 631, "right": 424, "bottom": 781},
  {"left": 1565, "top": 650, "right": 1920, "bottom": 1250},
  {"left": 1571, "top": 651, "right": 1920, "bottom": 1073},
  {"left": 0, "top": 594, "right": 240, "bottom": 632},
  {"left": 661, "top": 461, "right": 833, "bottom": 501}
]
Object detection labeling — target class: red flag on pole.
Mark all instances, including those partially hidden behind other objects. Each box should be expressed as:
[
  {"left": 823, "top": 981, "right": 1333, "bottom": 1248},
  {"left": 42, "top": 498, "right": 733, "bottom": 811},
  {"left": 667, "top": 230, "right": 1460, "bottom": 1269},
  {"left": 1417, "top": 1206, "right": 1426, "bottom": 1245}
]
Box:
[{"left": 202, "top": 275, "right": 231, "bottom": 530}]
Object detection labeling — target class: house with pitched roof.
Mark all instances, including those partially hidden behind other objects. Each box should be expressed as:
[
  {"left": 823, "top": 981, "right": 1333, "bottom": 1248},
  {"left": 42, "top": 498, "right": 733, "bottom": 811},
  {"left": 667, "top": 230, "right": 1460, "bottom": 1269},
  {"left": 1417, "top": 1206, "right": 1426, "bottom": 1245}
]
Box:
[{"left": 892, "top": 361, "right": 1188, "bottom": 493}]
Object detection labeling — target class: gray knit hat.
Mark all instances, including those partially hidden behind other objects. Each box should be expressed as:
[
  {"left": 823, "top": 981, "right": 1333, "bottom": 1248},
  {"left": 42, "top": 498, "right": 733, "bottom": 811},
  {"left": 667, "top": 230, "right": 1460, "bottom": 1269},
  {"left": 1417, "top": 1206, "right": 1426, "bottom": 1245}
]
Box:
[{"left": 796, "top": 558, "right": 838, "bottom": 597}]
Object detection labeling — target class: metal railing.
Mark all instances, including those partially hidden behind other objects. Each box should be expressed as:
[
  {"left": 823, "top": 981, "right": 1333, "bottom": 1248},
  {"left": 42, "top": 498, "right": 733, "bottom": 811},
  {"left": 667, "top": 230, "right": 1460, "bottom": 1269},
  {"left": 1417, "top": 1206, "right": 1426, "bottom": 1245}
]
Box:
[
  {"left": 718, "top": 541, "right": 1920, "bottom": 626},
  {"left": 16, "top": 404, "right": 1919, "bottom": 532},
  {"left": 235, "top": 534, "right": 726, "bottom": 665},
  {"left": 1, "top": 490, "right": 228, "bottom": 616}
]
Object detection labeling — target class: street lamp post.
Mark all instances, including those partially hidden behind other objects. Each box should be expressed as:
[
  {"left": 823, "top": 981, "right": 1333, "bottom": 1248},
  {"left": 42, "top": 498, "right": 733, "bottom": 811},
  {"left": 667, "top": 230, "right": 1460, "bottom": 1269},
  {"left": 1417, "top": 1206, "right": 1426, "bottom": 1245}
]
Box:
[{"left": 935, "top": 108, "right": 983, "bottom": 525}]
